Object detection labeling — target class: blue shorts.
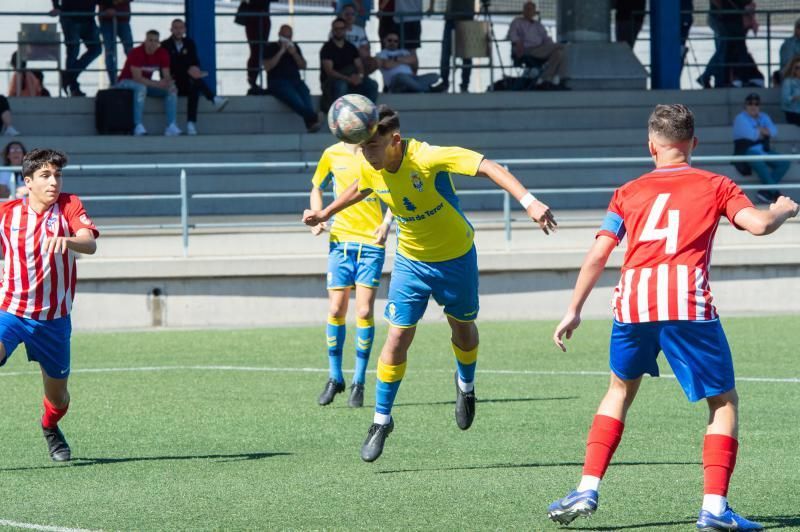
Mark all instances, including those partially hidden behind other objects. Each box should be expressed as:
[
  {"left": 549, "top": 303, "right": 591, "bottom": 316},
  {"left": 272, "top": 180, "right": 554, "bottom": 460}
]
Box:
[
  {"left": 327, "top": 242, "right": 385, "bottom": 290},
  {"left": 0, "top": 311, "right": 72, "bottom": 379},
  {"left": 385, "top": 246, "right": 479, "bottom": 327},
  {"left": 610, "top": 319, "right": 735, "bottom": 402}
]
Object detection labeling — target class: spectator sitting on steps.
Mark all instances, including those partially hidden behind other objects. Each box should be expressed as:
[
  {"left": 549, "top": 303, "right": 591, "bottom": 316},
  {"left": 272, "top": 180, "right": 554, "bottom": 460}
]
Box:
[
  {"left": 376, "top": 32, "right": 443, "bottom": 93},
  {"left": 116, "top": 29, "right": 182, "bottom": 137},
  {"left": 263, "top": 24, "right": 322, "bottom": 133},
  {"left": 161, "top": 18, "right": 229, "bottom": 136}
]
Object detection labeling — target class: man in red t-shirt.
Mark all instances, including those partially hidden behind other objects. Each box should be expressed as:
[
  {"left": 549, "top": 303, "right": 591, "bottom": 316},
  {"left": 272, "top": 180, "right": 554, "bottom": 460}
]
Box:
[{"left": 116, "top": 29, "right": 181, "bottom": 136}]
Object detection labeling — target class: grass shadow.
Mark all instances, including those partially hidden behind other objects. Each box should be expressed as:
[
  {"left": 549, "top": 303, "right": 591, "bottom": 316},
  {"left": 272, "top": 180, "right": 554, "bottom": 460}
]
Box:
[
  {"left": 0, "top": 451, "right": 291, "bottom": 471},
  {"left": 331, "top": 396, "right": 578, "bottom": 409},
  {"left": 580, "top": 520, "right": 693, "bottom": 530},
  {"left": 749, "top": 515, "right": 800, "bottom": 529},
  {"left": 378, "top": 460, "right": 700, "bottom": 475}
]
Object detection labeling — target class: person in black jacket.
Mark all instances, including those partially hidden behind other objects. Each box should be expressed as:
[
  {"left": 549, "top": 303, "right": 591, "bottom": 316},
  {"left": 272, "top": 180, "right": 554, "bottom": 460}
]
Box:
[
  {"left": 236, "top": 0, "right": 273, "bottom": 95},
  {"left": 49, "top": 0, "right": 102, "bottom": 96},
  {"left": 161, "top": 19, "right": 228, "bottom": 135}
]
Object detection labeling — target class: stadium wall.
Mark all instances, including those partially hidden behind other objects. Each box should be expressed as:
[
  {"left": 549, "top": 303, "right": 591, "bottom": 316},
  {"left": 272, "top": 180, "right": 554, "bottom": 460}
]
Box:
[{"left": 70, "top": 249, "right": 800, "bottom": 329}]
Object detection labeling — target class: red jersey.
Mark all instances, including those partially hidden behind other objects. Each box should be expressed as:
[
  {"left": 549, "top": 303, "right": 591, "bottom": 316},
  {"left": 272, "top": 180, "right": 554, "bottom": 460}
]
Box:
[
  {"left": 119, "top": 44, "right": 170, "bottom": 81},
  {"left": 597, "top": 164, "right": 753, "bottom": 323},
  {"left": 0, "top": 194, "right": 99, "bottom": 320}
]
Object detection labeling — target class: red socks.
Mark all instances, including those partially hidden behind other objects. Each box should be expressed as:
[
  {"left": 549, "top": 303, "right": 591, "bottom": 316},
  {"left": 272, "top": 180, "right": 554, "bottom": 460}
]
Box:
[
  {"left": 582, "top": 415, "right": 625, "bottom": 478},
  {"left": 703, "top": 434, "right": 739, "bottom": 496},
  {"left": 42, "top": 396, "right": 68, "bottom": 429}
]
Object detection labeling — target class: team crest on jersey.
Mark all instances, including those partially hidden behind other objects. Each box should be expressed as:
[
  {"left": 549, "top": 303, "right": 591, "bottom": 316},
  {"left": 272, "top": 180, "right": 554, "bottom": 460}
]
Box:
[
  {"left": 402, "top": 197, "right": 417, "bottom": 212},
  {"left": 79, "top": 214, "right": 92, "bottom": 226},
  {"left": 45, "top": 214, "right": 58, "bottom": 233},
  {"left": 410, "top": 173, "right": 423, "bottom": 192}
]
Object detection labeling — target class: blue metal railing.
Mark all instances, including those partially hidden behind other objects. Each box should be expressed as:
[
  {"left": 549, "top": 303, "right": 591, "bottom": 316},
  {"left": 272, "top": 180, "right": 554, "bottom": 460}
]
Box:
[{"left": 2, "top": 153, "right": 799, "bottom": 257}]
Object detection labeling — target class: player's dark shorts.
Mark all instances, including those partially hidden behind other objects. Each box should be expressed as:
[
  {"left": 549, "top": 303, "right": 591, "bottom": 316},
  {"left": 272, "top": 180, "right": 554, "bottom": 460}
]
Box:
[
  {"left": 610, "top": 318, "right": 735, "bottom": 402},
  {"left": 327, "top": 241, "right": 385, "bottom": 290},
  {"left": 0, "top": 310, "right": 72, "bottom": 379},
  {"left": 385, "top": 246, "right": 479, "bottom": 327}
]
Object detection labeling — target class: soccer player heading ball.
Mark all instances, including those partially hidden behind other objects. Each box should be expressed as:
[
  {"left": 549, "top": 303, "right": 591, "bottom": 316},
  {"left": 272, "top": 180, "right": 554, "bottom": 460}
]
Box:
[
  {"left": 304, "top": 105, "right": 557, "bottom": 462},
  {"left": 548, "top": 104, "right": 798, "bottom": 531},
  {"left": 309, "top": 141, "right": 393, "bottom": 408},
  {"left": 0, "top": 149, "right": 99, "bottom": 462}
]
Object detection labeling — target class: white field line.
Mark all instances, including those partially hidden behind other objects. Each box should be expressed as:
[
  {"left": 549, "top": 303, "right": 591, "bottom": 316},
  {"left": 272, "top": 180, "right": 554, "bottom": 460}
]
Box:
[
  {"left": 0, "top": 365, "right": 797, "bottom": 383},
  {"left": 0, "top": 519, "right": 100, "bottom": 532}
]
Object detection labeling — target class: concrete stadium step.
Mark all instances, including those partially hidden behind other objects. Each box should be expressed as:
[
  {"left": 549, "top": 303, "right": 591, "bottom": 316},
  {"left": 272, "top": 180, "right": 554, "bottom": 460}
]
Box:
[{"left": 9, "top": 87, "right": 787, "bottom": 137}]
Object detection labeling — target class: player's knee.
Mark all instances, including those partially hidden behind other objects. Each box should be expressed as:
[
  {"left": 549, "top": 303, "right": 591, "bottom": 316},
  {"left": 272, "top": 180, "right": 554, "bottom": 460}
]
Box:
[
  {"left": 607, "top": 376, "right": 637, "bottom": 404},
  {"left": 355, "top": 306, "right": 373, "bottom": 321},
  {"left": 450, "top": 323, "right": 478, "bottom": 351},
  {"left": 707, "top": 388, "right": 739, "bottom": 410}
]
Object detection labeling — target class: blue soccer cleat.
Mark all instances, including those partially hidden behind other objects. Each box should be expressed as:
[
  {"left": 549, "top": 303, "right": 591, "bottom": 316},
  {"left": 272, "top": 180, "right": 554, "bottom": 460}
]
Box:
[
  {"left": 547, "top": 489, "right": 598, "bottom": 525},
  {"left": 696, "top": 505, "right": 763, "bottom": 531}
]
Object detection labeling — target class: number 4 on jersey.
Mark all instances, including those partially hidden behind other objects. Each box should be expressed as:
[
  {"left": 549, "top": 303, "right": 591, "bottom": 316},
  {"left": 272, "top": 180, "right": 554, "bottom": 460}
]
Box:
[{"left": 641, "top": 193, "right": 679, "bottom": 254}]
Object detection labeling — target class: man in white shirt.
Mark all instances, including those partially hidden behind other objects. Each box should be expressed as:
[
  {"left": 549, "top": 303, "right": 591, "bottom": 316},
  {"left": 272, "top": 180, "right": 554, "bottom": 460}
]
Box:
[
  {"left": 376, "top": 33, "right": 443, "bottom": 92},
  {"left": 341, "top": 4, "right": 378, "bottom": 74}
]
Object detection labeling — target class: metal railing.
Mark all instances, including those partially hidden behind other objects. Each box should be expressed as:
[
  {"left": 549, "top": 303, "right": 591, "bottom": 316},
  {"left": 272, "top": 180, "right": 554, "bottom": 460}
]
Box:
[
  {"left": 2, "top": 153, "right": 799, "bottom": 257},
  {"left": 3, "top": 6, "right": 798, "bottom": 95}
]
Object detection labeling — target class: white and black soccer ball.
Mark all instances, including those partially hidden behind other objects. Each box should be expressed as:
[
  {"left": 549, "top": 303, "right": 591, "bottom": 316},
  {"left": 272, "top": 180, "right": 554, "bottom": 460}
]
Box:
[{"left": 327, "top": 94, "right": 378, "bottom": 144}]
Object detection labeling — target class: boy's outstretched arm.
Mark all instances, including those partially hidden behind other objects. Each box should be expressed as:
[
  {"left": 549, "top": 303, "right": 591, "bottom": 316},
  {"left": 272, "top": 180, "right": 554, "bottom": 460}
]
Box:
[
  {"left": 553, "top": 235, "right": 617, "bottom": 352},
  {"left": 733, "top": 195, "right": 799, "bottom": 236}
]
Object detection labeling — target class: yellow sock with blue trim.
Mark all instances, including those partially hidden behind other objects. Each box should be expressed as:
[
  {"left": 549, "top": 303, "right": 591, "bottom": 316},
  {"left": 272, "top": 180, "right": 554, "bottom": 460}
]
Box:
[
  {"left": 353, "top": 317, "right": 375, "bottom": 385},
  {"left": 326, "top": 315, "right": 346, "bottom": 383},
  {"left": 374, "top": 359, "right": 406, "bottom": 424},
  {"left": 452, "top": 342, "right": 478, "bottom": 393}
]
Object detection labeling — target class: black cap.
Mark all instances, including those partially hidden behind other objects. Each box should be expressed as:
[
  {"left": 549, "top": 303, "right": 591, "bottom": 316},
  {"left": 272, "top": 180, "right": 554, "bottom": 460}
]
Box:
[{"left": 745, "top": 92, "right": 760, "bottom": 103}]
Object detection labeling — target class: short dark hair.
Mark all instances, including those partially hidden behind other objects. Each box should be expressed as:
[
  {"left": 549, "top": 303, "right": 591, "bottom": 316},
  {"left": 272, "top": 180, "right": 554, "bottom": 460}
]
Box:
[
  {"left": 647, "top": 104, "right": 694, "bottom": 142},
  {"left": 22, "top": 148, "right": 67, "bottom": 178},
  {"left": 341, "top": 4, "right": 356, "bottom": 12},
  {"left": 375, "top": 105, "right": 400, "bottom": 136},
  {"left": 332, "top": 17, "right": 347, "bottom": 26},
  {"left": 171, "top": 18, "right": 184, "bottom": 26},
  {"left": 146, "top": 29, "right": 160, "bottom": 38}
]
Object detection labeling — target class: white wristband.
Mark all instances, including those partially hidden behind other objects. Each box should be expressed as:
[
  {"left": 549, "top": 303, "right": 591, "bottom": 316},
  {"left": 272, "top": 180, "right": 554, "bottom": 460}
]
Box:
[{"left": 519, "top": 192, "right": 537, "bottom": 209}]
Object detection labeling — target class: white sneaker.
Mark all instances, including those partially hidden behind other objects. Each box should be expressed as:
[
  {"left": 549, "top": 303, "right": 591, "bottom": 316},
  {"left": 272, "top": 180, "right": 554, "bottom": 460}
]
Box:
[
  {"left": 186, "top": 122, "right": 198, "bottom": 136},
  {"left": 164, "top": 123, "right": 183, "bottom": 136},
  {"left": 133, "top": 123, "right": 147, "bottom": 136},
  {"left": 2, "top": 125, "right": 20, "bottom": 136},
  {"left": 212, "top": 96, "right": 229, "bottom": 112}
]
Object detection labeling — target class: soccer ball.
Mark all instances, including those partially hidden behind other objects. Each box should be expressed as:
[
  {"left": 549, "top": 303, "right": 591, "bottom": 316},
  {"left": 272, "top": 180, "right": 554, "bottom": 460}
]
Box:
[{"left": 327, "top": 94, "right": 378, "bottom": 144}]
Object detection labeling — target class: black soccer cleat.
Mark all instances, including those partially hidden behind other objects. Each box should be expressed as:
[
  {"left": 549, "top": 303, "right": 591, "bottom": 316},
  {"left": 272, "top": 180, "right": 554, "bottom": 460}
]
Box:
[
  {"left": 42, "top": 425, "right": 71, "bottom": 462},
  {"left": 454, "top": 372, "right": 476, "bottom": 430},
  {"left": 318, "top": 378, "right": 346, "bottom": 406},
  {"left": 348, "top": 383, "right": 365, "bottom": 408},
  {"left": 360, "top": 419, "right": 394, "bottom": 462}
]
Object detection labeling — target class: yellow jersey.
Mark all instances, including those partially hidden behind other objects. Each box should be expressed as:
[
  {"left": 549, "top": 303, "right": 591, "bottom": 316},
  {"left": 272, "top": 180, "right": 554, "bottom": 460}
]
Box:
[
  {"left": 311, "top": 142, "right": 385, "bottom": 246},
  {"left": 358, "top": 139, "right": 484, "bottom": 262}
]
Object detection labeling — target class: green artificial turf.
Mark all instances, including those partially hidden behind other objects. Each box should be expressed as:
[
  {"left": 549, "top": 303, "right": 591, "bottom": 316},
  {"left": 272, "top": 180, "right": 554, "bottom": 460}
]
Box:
[{"left": 0, "top": 317, "right": 797, "bottom": 530}]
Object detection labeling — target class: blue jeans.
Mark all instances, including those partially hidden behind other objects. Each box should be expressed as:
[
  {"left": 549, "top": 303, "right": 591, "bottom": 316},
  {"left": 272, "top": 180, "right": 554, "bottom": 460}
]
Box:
[
  {"left": 269, "top": 78, "right": 317, "bottom": 127},
  {"left": 116, "top": 79, "right": 177, "bottom": 127},
  {"left": 440, "top": 19, "right": 471, "bottom": 88},
  {"left": 389, "top": 73, "right": 439, "bottom": 93},
  {"left": 99, "top": 19, "right": 133, "bottom": 84},
  {"left": 746, "top": 147, "right": 790, "bottom": 185},
  {"left": 330, "top": 77, "right": 379, "bottom": 104},
  {"left": 60, "top": 15, "right": 102, "bottom": 90}
]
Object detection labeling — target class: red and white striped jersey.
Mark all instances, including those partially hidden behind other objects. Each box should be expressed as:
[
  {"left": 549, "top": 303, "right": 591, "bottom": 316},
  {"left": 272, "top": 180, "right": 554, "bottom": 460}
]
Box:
[
  {"left": 0, "top": 194, "right": 99, "bottom": 320},
  {"left": 597, "top": 164, "right": 753, "bottom": 323}
]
